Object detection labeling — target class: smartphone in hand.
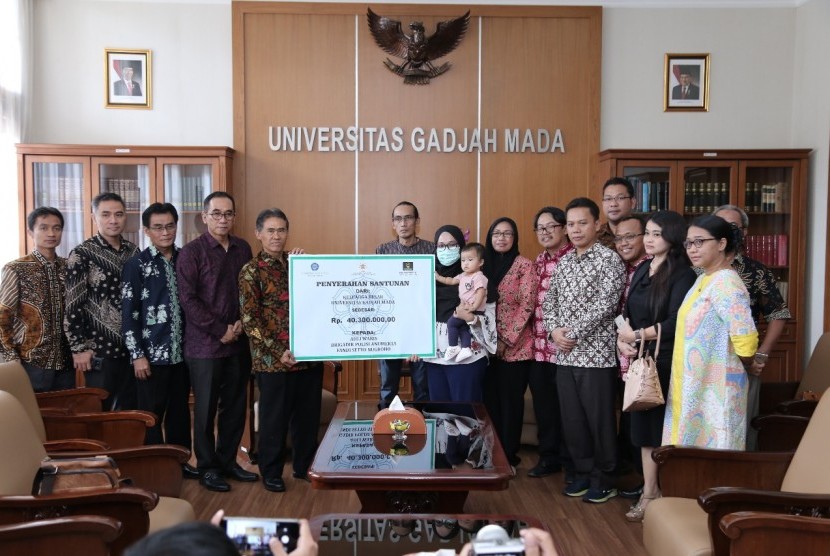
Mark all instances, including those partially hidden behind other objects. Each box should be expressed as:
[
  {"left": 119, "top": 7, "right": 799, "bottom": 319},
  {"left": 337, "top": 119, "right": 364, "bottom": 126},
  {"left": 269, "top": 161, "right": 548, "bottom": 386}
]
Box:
[{"left": 221, "top": 516, "right": 300, "bottom": 554}]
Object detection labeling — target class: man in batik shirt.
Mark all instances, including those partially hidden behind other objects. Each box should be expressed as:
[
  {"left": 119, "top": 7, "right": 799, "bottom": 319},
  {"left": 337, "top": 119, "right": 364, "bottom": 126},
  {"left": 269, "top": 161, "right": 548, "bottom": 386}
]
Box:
[
  {"left": 239, "top": 208, "right": 323, "bottom": 493},
  {"left": 0, "top": 207, "right": 72, "bottom": 391},
  {"left": 121, "top": 203, "right": 192, "bottom": 473}
]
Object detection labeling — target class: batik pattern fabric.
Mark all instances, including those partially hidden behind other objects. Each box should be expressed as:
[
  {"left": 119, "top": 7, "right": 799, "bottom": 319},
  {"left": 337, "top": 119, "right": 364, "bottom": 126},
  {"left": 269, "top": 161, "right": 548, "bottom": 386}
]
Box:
[
  {"left": 543, "top": 242, "right": 625, "bottom": 368},
  {"left": 121, "top": 245, "right": 183, "bottom": 365},
  {"left": 64, "top": 234, "right": 138, "bottom": 358},
  {"left": 731, "top": 254, "right": 791, "bottom": 322},
  {"left": 663, "top": 269, "right": 758, "bottom": 450},
  {"left": 0, "top": 251, "right": 70, "bottom": 369},
  {"left": 239, "top": 251, "right": 305, "bottom": 372},
  {"left": 532, "top": 244, "right": 574, "bottom": 363}
]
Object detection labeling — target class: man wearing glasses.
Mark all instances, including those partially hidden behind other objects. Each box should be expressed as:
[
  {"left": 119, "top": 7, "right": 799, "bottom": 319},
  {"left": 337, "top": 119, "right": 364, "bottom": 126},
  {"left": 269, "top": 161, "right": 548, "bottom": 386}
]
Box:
[
  {"left": 599, "top": 178, "right": 638, "bottom": 250},
  {"left": 177, "top": 192, "right": 257, "bottom": 492},
  {"left": 374, "top": 201, "right": 434, "bottom": 408},
  {"left": 121, "top": 203, "right": 195, "bottom": 478}
]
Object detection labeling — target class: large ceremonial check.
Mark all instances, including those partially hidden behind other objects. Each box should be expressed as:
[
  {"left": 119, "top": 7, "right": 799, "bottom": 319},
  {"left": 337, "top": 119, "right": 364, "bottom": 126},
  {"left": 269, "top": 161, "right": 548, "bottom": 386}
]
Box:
[{"left": 289, "top": 254, "right": 436, "bottom": 361}]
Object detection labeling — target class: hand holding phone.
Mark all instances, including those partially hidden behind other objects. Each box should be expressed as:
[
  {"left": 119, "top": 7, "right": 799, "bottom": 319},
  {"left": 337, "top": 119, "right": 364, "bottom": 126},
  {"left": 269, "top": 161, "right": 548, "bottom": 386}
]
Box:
[{"left": 221, "top": 516, "right": 300, "bottom": 554}]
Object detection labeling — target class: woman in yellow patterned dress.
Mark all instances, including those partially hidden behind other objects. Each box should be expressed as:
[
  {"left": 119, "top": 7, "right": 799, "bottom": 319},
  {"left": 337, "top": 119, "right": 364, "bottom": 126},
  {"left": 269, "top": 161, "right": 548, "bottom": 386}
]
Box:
[{"left": 662, "top": 215, "right": 758, "bottom": 450}]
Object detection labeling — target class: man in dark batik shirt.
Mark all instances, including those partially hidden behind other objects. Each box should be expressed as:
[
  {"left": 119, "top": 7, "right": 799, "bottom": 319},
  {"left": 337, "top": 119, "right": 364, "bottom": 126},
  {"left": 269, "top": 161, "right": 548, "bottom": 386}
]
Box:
[
  {"left": 177, "top": 192, "right": 257, "bottom": 492},
  {"left": 65, "top": 193, "right": 139, "bottom": 410},
  {"left": 239, "top": 208, "right": 323, "bottom": 493},
  {"left": 121, "top": 203, "right": 191, "bottom": 467},
  {"left": 715, "top": 205, "right": 791, "bottom": 451}
]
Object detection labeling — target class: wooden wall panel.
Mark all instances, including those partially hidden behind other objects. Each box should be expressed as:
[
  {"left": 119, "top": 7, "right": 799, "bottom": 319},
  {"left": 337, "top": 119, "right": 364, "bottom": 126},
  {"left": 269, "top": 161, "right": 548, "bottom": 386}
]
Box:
[
  {"left": 356, "top": 14, "right": 480, "bottom": 252},
  {"left": 237, "top": 13, "right": 356, "bottom": 253},
  {"left": 233, "top": 3, "right": 601, "bottom": 400},
  {"left": 480, "top": 13, "right": 601, "bottom": 254}
]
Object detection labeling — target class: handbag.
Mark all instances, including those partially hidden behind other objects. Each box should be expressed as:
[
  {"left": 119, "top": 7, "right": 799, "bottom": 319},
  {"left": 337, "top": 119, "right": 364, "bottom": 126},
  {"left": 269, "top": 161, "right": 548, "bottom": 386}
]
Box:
[
  {"left": 623, "top": 323, "right": 665, "bottom": 412},
  {"left": 33, "top": 455, "right": 126, "bottom": 496}
]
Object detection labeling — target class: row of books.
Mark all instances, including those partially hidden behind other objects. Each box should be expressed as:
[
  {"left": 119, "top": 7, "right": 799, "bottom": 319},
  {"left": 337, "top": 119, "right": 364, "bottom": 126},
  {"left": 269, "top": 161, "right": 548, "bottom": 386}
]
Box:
[
  {"left": 35, "top": 177, "right": 84, "bottom": 211},
  {"left": 744, "top": 182, "right": 790, "bottom": 213},
  {"left": 683, "top": 182, "right": 730, "bottom": 213},
  {"left": 179, "top": 177, "right": 208, "bottom": 211},
  {"left": 628, "top": 178, "right": 670, "bottom": 212},
  {"left": 744, "top": 234, "right": 788, "bottom": 267},
  {"left": 102, "top": 179, "right": 144, "bottom": 211}
]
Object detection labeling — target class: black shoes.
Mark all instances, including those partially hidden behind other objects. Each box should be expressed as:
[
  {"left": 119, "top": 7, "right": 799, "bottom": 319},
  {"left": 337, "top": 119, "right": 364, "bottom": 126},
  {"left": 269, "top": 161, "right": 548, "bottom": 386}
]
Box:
[
  {"left": 619, "top": 483, "right": 644, "bottom": 500},
  {"left": 182, "top": 463, "right": 200, "bottom": 480},
  {"left": 527, "top": 461, "right": 562, "bottom": 478},
  {"left": 292, "top": 471, "right": 310, "bottom": 482},
  {"left": 223, "top": 463, "right": 259, "bottom": 482},
  {"left": 200, "top": 471, "right": 231, "bottom": 492},
  {"left": 263, "top": 476, "right": 286, "bottom": 492}
]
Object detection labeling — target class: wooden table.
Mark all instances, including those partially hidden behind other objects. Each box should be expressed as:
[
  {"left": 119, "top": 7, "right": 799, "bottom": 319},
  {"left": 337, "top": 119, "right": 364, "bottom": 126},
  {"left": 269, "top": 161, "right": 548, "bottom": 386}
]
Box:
[
  {"left": 309, "top": 513, "right": 547, "bottom": 555},
  {"left": 308, "top": 402, "right": 512, "bottom": 513}
]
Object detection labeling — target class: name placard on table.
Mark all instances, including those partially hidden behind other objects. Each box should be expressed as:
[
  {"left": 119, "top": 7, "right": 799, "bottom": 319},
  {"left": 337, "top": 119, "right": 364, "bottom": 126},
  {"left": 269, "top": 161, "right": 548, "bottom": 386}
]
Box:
[{"left": 289, "top": 254, "right": 436, "bottom": 361}]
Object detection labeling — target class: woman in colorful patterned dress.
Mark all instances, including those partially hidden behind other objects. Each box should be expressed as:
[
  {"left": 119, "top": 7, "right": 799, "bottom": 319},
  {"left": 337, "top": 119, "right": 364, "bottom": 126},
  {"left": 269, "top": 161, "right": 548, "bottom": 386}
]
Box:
[{"left": 662, "top": 215, "right": 758, "bottom": 450}]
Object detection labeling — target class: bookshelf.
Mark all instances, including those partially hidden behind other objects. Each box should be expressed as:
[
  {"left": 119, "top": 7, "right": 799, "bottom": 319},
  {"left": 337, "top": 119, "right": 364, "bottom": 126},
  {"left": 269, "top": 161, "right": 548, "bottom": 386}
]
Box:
[
  {"left": 598, "top": 149, "right": 810, "bottom": 383},
  {"left": 17, "top": 144, "right": 233, "bottom": 258}
]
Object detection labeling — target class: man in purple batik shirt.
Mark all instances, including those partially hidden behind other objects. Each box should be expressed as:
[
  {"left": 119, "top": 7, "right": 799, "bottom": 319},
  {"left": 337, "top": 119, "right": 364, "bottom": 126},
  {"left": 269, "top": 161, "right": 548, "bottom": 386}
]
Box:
[{"left": 177, "top": 192, "right": 257, "bottom": 493}]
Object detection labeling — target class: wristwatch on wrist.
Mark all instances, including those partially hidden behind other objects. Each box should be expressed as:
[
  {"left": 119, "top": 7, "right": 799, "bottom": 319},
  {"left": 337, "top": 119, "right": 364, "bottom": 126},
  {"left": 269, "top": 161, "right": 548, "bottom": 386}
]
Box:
[
  {"left": 634, "top": 329, "right": 642, "bottom": 343},
  {"left": 754, "top": 352, "right": 769, "bottom": 363}
]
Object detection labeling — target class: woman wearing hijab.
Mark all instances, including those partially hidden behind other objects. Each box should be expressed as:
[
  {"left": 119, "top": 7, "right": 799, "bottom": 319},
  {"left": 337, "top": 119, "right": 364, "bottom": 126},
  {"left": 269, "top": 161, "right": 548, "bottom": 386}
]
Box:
[
  {"left": 420, "top": 225, "right": 497, "bottom": 403},
  {"left": 483, "top": 217, "right": 539, "bottom": 468}
]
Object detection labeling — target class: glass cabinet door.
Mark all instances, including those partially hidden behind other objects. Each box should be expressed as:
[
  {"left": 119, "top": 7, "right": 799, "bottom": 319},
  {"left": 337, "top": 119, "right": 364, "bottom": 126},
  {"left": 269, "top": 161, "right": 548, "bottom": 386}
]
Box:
[
  {"left": 678, "top": 161, "right": 737, "bottom": 217},
  {"left": 739, "top": 163, "right": 795, "bottom": 308},
  {"left": 160, "top": 161, "right": 215, "bottom": 246},
  {"left": 618, "top": 163, "right": 673, "bottom": 215},
  {"left": 28, "top": 158, "right": 89, "bottom": 258},
  {"left": 92, "top": 158, "right": 155, "bottom": 250}
]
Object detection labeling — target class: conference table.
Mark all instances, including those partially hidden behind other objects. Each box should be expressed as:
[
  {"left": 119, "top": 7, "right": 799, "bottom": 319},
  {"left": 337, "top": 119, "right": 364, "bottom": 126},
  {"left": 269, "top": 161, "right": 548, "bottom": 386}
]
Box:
[
  {"left": 309, "top": 513, "right": 548, "bottom": 555},
  {"left": 308, "top": 401, "right": 513, "bottom": 513}
]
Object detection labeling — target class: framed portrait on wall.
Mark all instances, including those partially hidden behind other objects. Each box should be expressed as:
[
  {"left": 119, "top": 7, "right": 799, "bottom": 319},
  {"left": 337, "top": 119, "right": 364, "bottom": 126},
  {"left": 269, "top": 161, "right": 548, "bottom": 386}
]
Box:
[
  {"left": 105, "top": 48, "right": 152, "bottom": 109},
  {"left": 664, "top": 53, "right": 709, "bottom": 112}
]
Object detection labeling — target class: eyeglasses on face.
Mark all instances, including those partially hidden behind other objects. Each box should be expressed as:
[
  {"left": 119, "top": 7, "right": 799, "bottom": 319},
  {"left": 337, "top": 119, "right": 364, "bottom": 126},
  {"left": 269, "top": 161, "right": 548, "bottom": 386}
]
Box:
[
  {"left": 392, "top": 215, "right": 416, "bottom": 224},
  {"left": 436, "top": 242, "right": 459, "bottom": 249},
  {"left": 491, "top": 231, "right": 515, "bottom": 239},
  {"left": 683, "top": 237, "right": 717, "bottom": 250},
  {"left": 148, "top": 223, "right": 177, "bottom": 233},
  {"left": 262, "top": 227, "right": 288, "bottom": 236},
  {"left": 206, "top": 211, "right": 235, "bottom": 221},
  {"left": 613, "top": 233, "right": 644, "bottom": 244},
  {"left": 535, "top": 223, "right": 563, "bottom": 235},
  {"left": 602, "top": 195, "right": 632, "bottom": 203}
]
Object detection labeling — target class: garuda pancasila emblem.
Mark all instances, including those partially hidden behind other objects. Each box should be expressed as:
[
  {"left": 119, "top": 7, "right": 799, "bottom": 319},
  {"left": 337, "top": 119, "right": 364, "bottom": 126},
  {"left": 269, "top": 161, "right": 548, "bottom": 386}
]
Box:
[{"left": 367, "top": 8, "right": 470, "bottom": 85}]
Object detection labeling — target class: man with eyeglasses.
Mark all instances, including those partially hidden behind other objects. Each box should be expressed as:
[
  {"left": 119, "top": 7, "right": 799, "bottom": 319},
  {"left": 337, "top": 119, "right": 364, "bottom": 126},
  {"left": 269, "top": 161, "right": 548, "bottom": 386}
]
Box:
[
  {"left": 714, "top": 204, "right": 790, "bottom": 450},
  {"left": 612, "top": 215, "right": 649, "bottom": 496},
  {"left": 599, "top": 177, "right": 638, "bottom": 250},
  {"left": 65, "top": 192, "right": 139, "bottom": 410},
  {"left": 121, "top": 203, "right": 195, "bottom": 477},
  {"left": 177, "top": 192, "right": 257, "bottom": 492},
  {"left": 374, "top": 201, "right": 435, "bottom": 408}
]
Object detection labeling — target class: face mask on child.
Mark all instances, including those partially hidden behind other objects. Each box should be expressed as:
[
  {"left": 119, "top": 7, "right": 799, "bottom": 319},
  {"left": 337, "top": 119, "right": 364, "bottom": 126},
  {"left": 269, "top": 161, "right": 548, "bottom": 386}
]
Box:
[{"left": 436, "top": 246, "right": 461, "bottom": 266}]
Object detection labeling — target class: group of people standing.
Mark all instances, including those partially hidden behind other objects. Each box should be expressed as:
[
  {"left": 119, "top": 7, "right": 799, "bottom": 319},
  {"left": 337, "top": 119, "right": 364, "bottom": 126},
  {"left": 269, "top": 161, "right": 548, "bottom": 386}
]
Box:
[
  {"left": 0, "top": 192, "right": 322, "bottom": 496},
  {"left": 373, "top": 177, "right": 788, "bottom": 520},
  {"left": 0, "top": 178, "right": 790, "bottom": 514}
]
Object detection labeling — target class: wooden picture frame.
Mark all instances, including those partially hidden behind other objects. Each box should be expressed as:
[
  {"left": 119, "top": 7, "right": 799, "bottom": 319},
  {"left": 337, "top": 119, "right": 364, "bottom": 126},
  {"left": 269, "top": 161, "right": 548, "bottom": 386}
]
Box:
[
  {"left": 105, "top": 48, "right": 152, "bottom": 109},
  {"left": 664, "top": 53, "right": 709, "bottom": 112}
]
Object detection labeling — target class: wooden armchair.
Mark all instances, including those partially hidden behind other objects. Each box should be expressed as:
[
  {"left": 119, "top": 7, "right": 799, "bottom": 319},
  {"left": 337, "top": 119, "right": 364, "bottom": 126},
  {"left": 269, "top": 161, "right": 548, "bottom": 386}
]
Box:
[
  {"left": 0, "top": 391, "right": 194, "bottom": 555},
  {"left": 0, "top": 360, "right": 155, "bottom": 449},
  {"left": 720, "top": 512, "right": 830, "bottom": 555},
  {"left": 759, "top": 331, "right": 830, "bottom": 418},
  {"left": 642, "top": 388, "right": 830, "bottom": 556},
  {"left": 0, "top": 515, "right": 122, "bottom": 556}
]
